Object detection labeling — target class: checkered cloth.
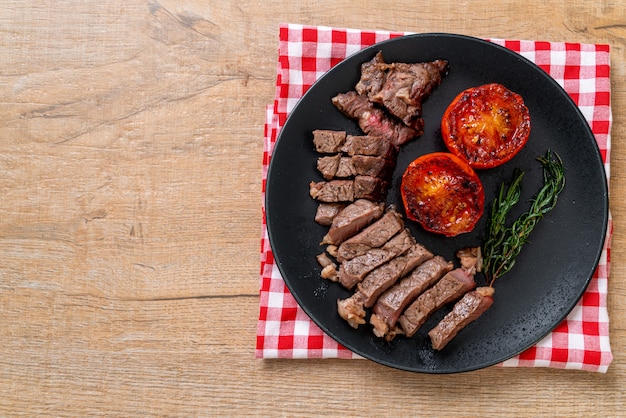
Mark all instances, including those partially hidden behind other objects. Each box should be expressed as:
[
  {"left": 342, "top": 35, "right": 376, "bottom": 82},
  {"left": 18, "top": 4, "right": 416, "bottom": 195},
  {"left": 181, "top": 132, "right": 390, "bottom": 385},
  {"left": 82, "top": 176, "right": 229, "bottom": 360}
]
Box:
[{"left": 257, "top": 23, "right": 613, "bottom": 372}]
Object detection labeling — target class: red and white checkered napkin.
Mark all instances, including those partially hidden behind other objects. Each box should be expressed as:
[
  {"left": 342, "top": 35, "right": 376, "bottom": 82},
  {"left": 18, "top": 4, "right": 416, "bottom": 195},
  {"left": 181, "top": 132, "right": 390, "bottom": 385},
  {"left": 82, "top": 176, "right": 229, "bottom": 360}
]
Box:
[{"left": 257, "top": 23, "right": 613, "bottom": 372}]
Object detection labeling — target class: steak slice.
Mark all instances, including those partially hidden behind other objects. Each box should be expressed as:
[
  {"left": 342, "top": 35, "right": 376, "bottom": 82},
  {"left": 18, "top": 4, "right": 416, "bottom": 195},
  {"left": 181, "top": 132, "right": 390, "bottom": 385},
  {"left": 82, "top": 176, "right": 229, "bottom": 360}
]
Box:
[
  {"left": 429, "top": 286, "right": 495, "bottom": 350},
  {"left": 356, "top": 51, "right": 448, "bottom": 130},
  {"left": 358, "top": 243, "right": 433, "bottom": 308},
  {"left": 397, "top": 267, "right": 477, "bottom": 338},
  {"left": 341, "top": 135, "right": 397, "bottom": 159},
  {"left": 354, "top": 175, "right": 387, "bottom": 201},
  {"left": 338, "top": 229, "right": 414, "bottom": 289},
  {"left": 309, "top": 179, "right": 353, "bottom": 202},
  {"left": 316, "top": 154, "right": 342, "bottom": 180},
  {"left": 337, "top": 243, "right": 433, "bottom": 328},
  {"left": 314, "top": 203, "right": 346, "bottom": 226},
  {"left": 334, "top": 157, "right": 357, "bottom": 178},
  {"left": 351, "top": 155, "right": 394, "bottom": 179},
  {"left": 309, "top": 176, "right": 387, "bottom": 203},
  {"left": 332, "top": 91, "right": 420, "bottom": 147},
  {"left": 336, "top": 209, "right": 404, "bottom": 262},
  {"left": 321, "top": 199, "right": 384, "bottom": 245},
  {"left": 370, "top": 255, "right": 452, "bottom": 339},
  {"left": 317, "top": 155, "right": 394, "bottom": 180},
  {"left": 313, "top": 129, "right": 346, "bottom": 153}
]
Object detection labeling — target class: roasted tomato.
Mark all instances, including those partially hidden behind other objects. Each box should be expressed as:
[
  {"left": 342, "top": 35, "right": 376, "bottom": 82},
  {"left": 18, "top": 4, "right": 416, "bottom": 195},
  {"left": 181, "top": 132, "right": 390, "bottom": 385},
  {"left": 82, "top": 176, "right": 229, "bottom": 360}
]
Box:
[
  {"left": 401, "top": 152, "right": 484, "bottom": 237},
  {"left": 441, "top": 83, "right": 531, "bottom": 169}
]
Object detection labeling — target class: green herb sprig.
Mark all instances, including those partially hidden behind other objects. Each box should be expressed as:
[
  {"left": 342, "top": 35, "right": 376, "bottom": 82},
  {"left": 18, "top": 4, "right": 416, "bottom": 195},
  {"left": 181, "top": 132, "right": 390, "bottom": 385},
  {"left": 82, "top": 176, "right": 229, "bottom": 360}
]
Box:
[{"left": 483, "top": 150, "right": 566, "bottom": 287}]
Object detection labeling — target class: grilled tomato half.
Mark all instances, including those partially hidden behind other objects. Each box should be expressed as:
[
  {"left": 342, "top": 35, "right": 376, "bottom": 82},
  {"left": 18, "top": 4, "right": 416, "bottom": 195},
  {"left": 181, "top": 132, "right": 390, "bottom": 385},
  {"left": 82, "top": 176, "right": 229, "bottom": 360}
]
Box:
[
  {"left": 441, "top": 83, "right": 531, "bottom": 169},
  {"left": 401, "top": 152, "right": 484, "bottom": 237}
]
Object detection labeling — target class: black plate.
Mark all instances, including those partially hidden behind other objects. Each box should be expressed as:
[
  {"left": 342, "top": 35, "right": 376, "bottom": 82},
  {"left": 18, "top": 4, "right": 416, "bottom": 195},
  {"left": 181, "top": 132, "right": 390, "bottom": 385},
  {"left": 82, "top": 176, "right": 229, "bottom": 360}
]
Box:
[{"left": 265, "top": 33, "right": 608, "bottom": 373}]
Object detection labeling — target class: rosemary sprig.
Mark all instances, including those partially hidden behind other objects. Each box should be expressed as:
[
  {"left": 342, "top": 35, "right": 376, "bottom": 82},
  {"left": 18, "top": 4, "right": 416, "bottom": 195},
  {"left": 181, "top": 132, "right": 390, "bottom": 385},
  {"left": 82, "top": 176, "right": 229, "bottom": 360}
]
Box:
[
  {"left": 482, "top": 169, "right": 524, "bottom": 283},
  {"left": 483, "top": 150, "right": 566, "bottom": 287}
]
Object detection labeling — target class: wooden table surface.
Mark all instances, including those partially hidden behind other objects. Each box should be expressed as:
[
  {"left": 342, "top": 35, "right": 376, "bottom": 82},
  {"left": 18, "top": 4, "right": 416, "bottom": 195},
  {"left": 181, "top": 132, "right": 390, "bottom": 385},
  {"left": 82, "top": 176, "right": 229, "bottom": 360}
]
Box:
[{"left": 1, "top": 1, "right": 624, "bottom": 416}]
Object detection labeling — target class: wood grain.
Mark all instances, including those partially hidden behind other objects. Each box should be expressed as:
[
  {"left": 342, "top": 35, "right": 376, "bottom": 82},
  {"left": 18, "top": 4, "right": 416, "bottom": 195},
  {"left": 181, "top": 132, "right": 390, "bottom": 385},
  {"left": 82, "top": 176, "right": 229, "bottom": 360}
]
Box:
[{"left": 1, "top": 0, "right": 624, "bottom": 416}]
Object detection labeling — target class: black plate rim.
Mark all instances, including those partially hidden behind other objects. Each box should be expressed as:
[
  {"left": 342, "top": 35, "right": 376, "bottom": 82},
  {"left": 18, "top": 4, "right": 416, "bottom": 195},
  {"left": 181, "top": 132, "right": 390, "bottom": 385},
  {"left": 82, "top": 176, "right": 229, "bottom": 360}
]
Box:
[{"left": 264, "top": 32, "right": 609, "bottom": 373}]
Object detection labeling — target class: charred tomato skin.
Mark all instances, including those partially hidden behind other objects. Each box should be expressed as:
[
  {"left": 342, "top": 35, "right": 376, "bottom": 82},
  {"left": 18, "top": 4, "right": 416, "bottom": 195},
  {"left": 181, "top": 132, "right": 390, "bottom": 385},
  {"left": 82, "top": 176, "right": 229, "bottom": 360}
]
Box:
[
  {"left": 401, "top": 152, "right": 485, "bottom": 237},
  {"left": 441, "top": 83, "right": 531, "bottom": 169}
]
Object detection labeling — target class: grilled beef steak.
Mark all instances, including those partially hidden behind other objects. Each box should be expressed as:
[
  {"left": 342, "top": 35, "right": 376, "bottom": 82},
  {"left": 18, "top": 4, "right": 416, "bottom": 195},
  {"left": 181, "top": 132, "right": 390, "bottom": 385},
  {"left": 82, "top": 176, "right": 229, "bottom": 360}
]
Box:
[
  {"left": 356, "top": 51, "right": 448, "bottom": 131},
  {"left": 337, "top": 243, "right": 433, "bottom": 329},
  {"left": 338, "top": 229, "right": 414, "bottom": 289},
  {"left": 309, "top": 179, "right": 354, "bottom": 202},
  {"left": 336, "top": 209, "right": 404, "bottom": 262},
  {"left": 397, "top": 267, "right": 477, "bottom": 338},
  {"left": 350, "top": 155, "right": 394, "bottom": 179},
  {"left": 309, "top": 176, "right": 387, "bottom": 203},
  {"left": 428, "top": 286, "right": 494, "bottom": 350},
  {"left": 321, "top": 199, "right": 384, "bottom": 245},
  {"left": 317, "top": 154, "right": 342, "bottom": 180},
  {"left": 353, "top": 175, "right": 388, "bottom": 200},
  {"left": 370, "top": 256, "right": 453, "bottom": 339},
  {"left": 317, "top": 154, "right": 394, "bottom": 180},
  {"left": 358, "top": 243, "right": 433, "bottom": 308},
  {"left": 314, "top": 203, "right": 346, "bottom": 226},
  {"left": 332, "top": 91, "right": 420, "bottom": 147},
  {"left": 341, "top": 134, "right": 397, "bottom": 159},
  {"left": 313, "top": 129, "right": 347, "bottom": 153}
]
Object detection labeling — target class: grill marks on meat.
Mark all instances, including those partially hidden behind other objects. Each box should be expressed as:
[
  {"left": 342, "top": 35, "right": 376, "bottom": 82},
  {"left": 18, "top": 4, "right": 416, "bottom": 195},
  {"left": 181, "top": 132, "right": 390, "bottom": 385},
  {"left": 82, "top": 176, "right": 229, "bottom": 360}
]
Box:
[
  {"left": 370, "top": 256, "right": 453, "bottom": 339},
  {"left": 356, "top": 51, "right": 449, "bottom": 131},
  {"left": 397, "top": 268, "right": 477, "bottom": 338},
  {"left": 358, "top": 243, "right": 433, "bottom": 308},
  {"left": 428, "top": 286, "right": 494, "bottom": 350},
  {"left": 332, "top": 92, "right": 419, "bottom": 147}
]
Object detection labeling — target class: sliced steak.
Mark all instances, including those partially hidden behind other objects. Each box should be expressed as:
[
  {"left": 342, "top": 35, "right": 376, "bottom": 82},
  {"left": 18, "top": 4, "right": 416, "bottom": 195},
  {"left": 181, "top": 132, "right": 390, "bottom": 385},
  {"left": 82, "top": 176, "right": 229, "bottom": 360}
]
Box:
[
  {"left": 316, "top": 154, "right": 342, "bottom": 180},
  {"left": 332, "top": 91, "right": 420, "bottom": 147},
  {"left": 341, "top": 134, "right": 396, "bottom": 159},
  {"left": 309, "top": 179, "right": 353, "bottom": 202},
  {"left": 321, "top": 199, "right": 384, "bottom": 245},
  {"left": 313, "top": 129, "right": 346, "bottom": 153},
  {"left": 358, "top": 243, "right": 433, "bottom": 308},
  {"left": 314, "top": 203, "right": 346, "bottom": 226},
  {"left": 309, "top": 176, "right": 387, "bottom": 203},
  {"left": 397, "top": 268, "right": 477, "bottom": 338},
  {"left": 338, "top": 229, "right": 414, "bottom": 289},
  {"left": 337, "top": 242, "right": 433, "bottom": 328},
  {"left": 317, "top": 155, "right": 393, "bottom": 180},
  {"left": 353, "top": 175, "right": 387, "bottom": 201},
  {"left": 351, "top": 155, "right": 394, "bottom": 179},
  {"left": 334, "top": 157, "right": 356, "bottom": 178},
  {"left": 429, "top": 286, "right": 494, "bottom": 350},
  {"left": 336, "top": 209, "right": 404, "bottom": 262},
  {"left": 370, "top": 255, "right": 452, "bottom": 338},
  {"left": 356, "top": 51, "right": 448, "bottom": 130}
]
